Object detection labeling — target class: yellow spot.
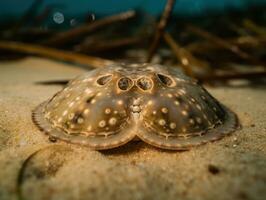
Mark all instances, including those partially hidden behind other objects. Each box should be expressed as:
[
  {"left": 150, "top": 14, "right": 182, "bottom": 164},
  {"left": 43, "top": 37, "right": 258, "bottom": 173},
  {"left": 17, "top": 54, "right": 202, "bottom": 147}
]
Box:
[
  {"left": 99, "top": 120, "right": 106, "bottom": 128},
  {"left": 62, "top": 110, "right": 68, "bottom": 116},
  {"left": 148, "top": 100, "right": 153, "bottom": 105},
  {"left": 189, "top": 118, "right": 195, "bottom": 125},
  {"left": 114, "top": 110, "right": 118, "bottom": 114},
  {"left": 77, "top": 117, "right": 84, "bottom": 124},
  {"left": 87, "top": 125, "right": 92, "bottom": 131},
  {"left": 57, "top": 117, "right": 62, "bottom": 123},
  {"left": 181, "top": 58, "right": 189, "bottom": 65},
  {"left": 180, "top": 89, "right": 186, "bottom": 94},
  {"left": 70, "top": 124, "right": 75, "bottom": 129},
  {"left": 174, "top": 101, "right": 180, "bottom": 106},
  {"left": 91, "top": 99, "right": 96, "bottom": 104},
  {"left": 181, "top": 110, "right": 188, "bottom": 116},
  {"left": 170, "top": 122, "right": 176, "bottom": 129},
  {"left": 85, "top": 89, "right": 92, "bottom": 94},
  {"left": 83, "top": 109, "right": 90, "bottom": 115},
  {"left": 152, "top": 111, "right": 157, "bottom": 115},
  {"left": 108, "top": 117, "right": 117, "bottom": 126},
  {"left": 167, "top": 94, "right": 173, "bottom": 98},
  {"left": 69, "top": 102, "right": 74, "bottom": 107},
  {"left": 83, "top": 78, "right": 93, "bottom": 82},
  {"left": 97, "top": 92, "right": 102, "bottom": 97},
  {"left": 75, "top": 97, "right": 80, "bottom": 101},
  {"left": 158, "top": 119, "right": 166, "bottom": 126},
  {"left": 182, "top": 127, "right": 187, "bottom": 132},
  {"left": 161, "top": 107, "right": 168, "bottom": 114},
  {"left": 196, "top": 104, "right": 202, "bottom": 110},
  {"left": 105, "top": 108, "right": 111, "bottom": 114},
  {"left": 191, "top": 98, "right": 196, "bottom": 102},
  {"left": 117, "top": 100, "right": 123, "bottom": 105},
  {"left": 196, "top": 117, "right": 202, "bottom": 124}
]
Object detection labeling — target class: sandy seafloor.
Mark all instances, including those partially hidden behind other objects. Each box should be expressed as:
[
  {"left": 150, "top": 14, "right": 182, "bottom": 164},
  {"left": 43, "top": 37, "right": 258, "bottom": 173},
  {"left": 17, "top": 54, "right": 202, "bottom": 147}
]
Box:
[{"left": 0, "top": 57, "right": 265, "bottom": 200}]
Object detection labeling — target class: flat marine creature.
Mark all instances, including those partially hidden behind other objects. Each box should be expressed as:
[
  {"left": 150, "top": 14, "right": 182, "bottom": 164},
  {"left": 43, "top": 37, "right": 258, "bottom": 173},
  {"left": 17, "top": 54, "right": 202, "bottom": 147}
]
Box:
[{"left": 32, "top": 63, "right": 238, "bottom": 150}]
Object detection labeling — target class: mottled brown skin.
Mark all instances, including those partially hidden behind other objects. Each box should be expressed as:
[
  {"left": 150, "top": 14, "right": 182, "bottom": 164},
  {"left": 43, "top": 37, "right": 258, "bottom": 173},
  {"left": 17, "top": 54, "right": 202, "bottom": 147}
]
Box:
[{"left": 32, "top": 63, "right": 238, "bottom": 150}]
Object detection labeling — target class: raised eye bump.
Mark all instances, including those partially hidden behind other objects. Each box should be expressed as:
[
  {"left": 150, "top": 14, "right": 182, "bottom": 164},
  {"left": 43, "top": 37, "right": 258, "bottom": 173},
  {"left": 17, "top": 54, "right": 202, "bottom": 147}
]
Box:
[
  {"left": 117, "top": 77, "right": 133, "bottom": 91},
  {"left": 96, "top": 74, "right": 113, "bottom": 86},
  {"left": 157, "top": 73, "right": 175, "bottom": 87},
  {"left": 136, "top": 77, "right": 153, "bottom": 91}
]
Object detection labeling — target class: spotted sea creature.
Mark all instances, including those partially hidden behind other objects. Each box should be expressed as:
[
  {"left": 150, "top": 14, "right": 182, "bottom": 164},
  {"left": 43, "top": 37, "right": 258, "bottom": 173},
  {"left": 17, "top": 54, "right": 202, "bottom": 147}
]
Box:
[{"left": 32, "top": 63, "right": 238, "bottom": 150}]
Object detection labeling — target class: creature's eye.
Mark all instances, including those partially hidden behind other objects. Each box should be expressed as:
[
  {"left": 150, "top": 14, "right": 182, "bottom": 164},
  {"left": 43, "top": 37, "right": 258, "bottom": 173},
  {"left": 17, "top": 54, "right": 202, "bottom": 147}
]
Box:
[
  {"left": 156, "top": 73, "right": 175, "bottom": 87},
  {"left": 136, "top": 77, "right": 153, "bottom": 91},
  {"left": 117, "top": 77, "right": 133, "bottom": 91},
  {"left": 96, "top": 74, "right": 113, "bottom": 86}
]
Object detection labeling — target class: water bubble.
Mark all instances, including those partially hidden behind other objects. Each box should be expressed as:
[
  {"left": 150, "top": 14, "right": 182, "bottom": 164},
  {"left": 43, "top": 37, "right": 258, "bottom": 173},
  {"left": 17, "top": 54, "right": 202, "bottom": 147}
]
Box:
[
  {"left": 53, "top": 12, "right": 64, "bottom": 24},
  {"left": 70, "top": 18, "right": 77, "bottom": 26}
]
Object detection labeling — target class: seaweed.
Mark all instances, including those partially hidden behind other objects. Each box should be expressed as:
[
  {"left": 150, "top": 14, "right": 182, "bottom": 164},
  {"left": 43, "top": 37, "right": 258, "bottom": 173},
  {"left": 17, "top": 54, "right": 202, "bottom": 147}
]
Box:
[{"left": 0, "top": 1, "right": 265, "bottom": 85}]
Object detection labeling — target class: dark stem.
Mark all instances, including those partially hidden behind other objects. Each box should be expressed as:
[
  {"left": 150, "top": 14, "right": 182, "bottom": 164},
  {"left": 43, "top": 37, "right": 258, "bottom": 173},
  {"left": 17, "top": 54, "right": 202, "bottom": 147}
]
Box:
[
  {"left": 75, "top": 36, "right": 142, "bottom": 53},
  {"left": 42, "top": 10, "right": 136, "bottom": 46},
  {"left": 0, "top": 40, "right": 115, "bottom": 68},
  {"left": 197, "top": 70, "right": 266, "bottom": 82},
  {"left": 186, "top": 24, "right": 254, "bottom": 61},
  {"left": 163, "top": 31, "right": 210, "bottom": 76},
  {"left": 146, "top": 0, "right": 176, "bottom": 62}
]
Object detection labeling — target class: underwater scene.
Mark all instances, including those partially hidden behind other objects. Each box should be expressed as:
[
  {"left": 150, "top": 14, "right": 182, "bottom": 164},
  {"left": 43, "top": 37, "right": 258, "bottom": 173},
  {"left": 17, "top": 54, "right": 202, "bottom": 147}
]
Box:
[{"left": 0, "top": 1, "right": 265, "bottom": 200}]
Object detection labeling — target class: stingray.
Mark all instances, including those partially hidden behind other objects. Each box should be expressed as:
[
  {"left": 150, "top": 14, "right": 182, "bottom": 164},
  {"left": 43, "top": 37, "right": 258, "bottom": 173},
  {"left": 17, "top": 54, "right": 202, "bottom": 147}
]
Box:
[{"left": 32, "top": 63, "right": 239, "bottom": 150}]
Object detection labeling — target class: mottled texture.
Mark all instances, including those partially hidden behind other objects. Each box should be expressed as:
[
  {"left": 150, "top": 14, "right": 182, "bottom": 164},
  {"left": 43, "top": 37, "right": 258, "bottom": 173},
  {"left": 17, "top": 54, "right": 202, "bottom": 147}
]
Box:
[
  {"left": 33, "top": 63, "right": 238, "bottom": 150},
  {"left": 0, "top": 58, "right": 266, "bottom": 200}
]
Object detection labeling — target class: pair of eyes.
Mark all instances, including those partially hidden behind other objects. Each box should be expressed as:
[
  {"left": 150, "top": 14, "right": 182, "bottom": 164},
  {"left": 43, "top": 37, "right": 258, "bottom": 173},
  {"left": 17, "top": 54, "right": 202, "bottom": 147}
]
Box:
[{"left": 96, "top": 73, "right": 175, "bottom": 91}]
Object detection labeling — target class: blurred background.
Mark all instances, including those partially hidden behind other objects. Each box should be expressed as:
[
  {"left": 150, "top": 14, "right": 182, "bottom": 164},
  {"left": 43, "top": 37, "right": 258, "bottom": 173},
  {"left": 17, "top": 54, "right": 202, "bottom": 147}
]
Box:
[
  {"left": 1, "top": 0, "right": 266, "bottom": 28},
  {"left": 0, "top": 0, "right": 266, "bottom": 85}
]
